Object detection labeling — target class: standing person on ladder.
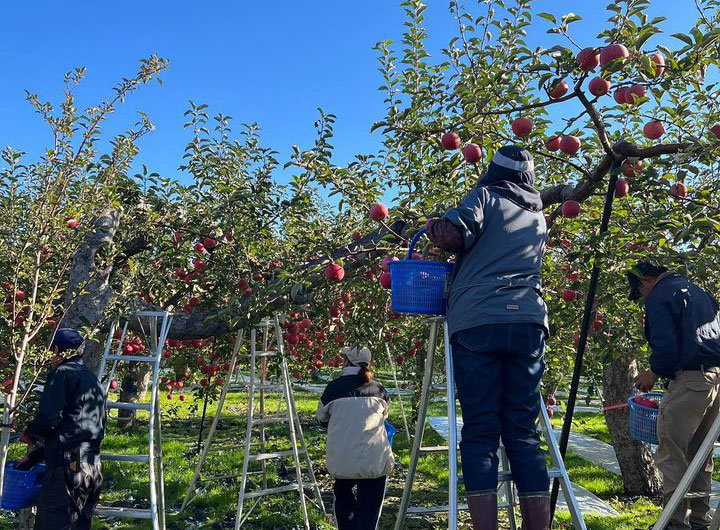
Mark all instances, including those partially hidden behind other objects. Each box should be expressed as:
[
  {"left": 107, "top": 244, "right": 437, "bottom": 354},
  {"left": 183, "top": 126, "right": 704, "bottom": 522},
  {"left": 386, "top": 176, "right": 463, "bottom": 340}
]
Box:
[
  {"left": 426, "top": 145, "right": 550, "bottom": 530},
  {"left": 18, "top": 328, "right": 106, "bottom": 530},
  {"left": 629, "top": 261, "right": 720, "bottom": 530},
  {"left": 316, "top": 346, "right": 394, "bottom": 530}
]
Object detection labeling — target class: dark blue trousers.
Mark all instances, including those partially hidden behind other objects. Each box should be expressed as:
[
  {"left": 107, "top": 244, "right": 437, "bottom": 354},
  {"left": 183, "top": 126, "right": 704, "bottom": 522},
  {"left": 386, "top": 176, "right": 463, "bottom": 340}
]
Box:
[{"left": 451, "top": 323, "right": 550, "bottom": 495}]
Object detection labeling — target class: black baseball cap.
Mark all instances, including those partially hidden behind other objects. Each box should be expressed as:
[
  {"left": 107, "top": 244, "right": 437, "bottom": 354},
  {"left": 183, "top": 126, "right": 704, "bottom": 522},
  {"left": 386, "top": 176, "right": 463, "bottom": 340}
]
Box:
[{"left": 626, "top": 261, "right": 669, "bottom": 301}]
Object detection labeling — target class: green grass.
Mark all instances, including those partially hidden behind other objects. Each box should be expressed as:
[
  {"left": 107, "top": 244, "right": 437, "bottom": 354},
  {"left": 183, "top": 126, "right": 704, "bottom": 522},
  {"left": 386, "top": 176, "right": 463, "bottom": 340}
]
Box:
[{"left": 0, "top": 386, "right": 664, "bottom": 529}]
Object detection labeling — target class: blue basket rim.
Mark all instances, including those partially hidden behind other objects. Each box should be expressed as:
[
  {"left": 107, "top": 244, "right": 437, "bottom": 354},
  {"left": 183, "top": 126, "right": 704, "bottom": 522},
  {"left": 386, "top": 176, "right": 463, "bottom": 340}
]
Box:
[
  {"left": 627, "top": 392, "right": 664, "bottom": 412},
  {"left": 388, "top": 259, "right": 454, "bottom": 268}
]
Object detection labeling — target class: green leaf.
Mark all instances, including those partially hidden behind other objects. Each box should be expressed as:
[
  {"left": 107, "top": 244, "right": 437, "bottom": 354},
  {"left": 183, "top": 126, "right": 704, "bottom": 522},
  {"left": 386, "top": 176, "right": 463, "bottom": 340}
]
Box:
[
  {"left": 671, "top": 33, "right": 693, "bottom": 46},
  {"left": 538, "top": 12, "right": 557, "bottom": 24}
]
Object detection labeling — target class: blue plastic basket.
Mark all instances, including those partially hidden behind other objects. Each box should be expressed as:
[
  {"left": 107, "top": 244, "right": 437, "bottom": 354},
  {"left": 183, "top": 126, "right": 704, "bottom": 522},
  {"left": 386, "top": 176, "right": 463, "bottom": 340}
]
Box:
[
  {"left": 384, "top": 421, "right": 396, "bottom": 447},
  {"left": 388, "top": 228, "right": 454, "bottom": 316},
  {"left": 1, "top": 461, "right": 46, "bottom": 509},
  {"left": 628, "top": 392, "right": 663, "bottom": 445}
]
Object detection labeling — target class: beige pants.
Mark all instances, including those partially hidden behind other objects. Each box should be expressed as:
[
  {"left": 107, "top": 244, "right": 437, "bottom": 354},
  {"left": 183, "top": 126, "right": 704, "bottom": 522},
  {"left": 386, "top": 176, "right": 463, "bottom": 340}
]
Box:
[{"left": 656, "top": 368, "right": 720, "bottom": 530}]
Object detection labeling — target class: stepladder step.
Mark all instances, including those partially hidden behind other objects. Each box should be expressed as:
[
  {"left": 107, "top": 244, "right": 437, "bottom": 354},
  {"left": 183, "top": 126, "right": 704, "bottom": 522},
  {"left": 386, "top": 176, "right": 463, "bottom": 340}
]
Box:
[
  {"left": 101, "top": 453, "right": 150, "bottom": 463},
  {"left": 249, "top": 449, "right": 307, "bottom": 461},
  {"left": 95, "top": 505, "right": 153, "bottom": 519}
]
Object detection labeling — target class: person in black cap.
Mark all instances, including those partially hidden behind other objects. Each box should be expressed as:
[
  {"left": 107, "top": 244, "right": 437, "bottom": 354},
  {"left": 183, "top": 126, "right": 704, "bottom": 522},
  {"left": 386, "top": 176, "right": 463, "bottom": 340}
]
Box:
[
  {"left": 20, "top": 328, "right": 106, "bottom": 530},
  {"left": 426, "top": 145, "right": 550, "bottom": 530},
  {"left": 628, "top": 262, "right": 720, "bottom": 530}
]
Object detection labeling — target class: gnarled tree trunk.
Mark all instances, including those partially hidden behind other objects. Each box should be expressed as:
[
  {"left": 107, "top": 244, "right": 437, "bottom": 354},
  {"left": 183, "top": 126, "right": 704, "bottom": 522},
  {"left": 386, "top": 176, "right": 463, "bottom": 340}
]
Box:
[{"left": 603, "top": 354, "right": 662, "bottom": 497}]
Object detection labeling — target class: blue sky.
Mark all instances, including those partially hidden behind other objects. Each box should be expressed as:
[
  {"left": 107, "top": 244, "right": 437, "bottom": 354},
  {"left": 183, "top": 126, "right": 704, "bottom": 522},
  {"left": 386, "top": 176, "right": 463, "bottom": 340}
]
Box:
[{"left": 0, "top": 2, "right": 701, "bottom": 186}]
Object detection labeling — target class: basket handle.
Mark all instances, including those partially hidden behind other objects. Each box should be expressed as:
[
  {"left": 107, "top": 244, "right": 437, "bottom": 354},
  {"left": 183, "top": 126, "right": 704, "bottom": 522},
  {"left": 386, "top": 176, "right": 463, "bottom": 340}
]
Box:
[{"left": 407, "top": 227, "right": 427, "bottom": 260}]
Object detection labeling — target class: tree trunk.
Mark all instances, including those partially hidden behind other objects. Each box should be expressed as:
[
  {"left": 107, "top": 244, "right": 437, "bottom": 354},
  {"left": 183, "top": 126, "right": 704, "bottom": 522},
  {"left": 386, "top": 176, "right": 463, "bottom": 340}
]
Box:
[
  {"left": 117, "top": 364, "right": 152, "bottom": 428},
  {"left": 19, "top": 507, "right": 35, "bottom": 530},
  {"left": 602, "top": 355, "right": 662, "bottom": 497},
  {"left": 63, "top": 208, "right": 122, "bottom": 375}
]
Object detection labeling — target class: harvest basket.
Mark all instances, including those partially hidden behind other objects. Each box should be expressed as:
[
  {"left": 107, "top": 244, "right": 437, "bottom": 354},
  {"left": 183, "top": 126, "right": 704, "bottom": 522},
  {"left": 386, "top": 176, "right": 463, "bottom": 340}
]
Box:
[
  {"left": 628, "top": 392, "right": 663, "bottom": 445},
  {"left": 388, "top": 228, "right": 454, "bottom": 316}
]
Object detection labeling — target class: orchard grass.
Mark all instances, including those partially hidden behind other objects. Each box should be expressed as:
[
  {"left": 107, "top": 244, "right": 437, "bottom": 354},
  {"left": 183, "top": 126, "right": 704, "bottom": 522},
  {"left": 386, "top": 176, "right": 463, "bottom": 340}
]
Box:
[{"left": 1, "top": 390, "right": 662, "bottom": 529}]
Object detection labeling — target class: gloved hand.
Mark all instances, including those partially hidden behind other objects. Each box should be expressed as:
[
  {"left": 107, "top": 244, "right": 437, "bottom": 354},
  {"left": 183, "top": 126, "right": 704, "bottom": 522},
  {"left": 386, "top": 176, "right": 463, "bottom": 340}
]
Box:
[
  {"left": 14, "top": 447, "right": 44, "bottom": 471},
  {"left": 18, "top": 430, "right": 34, "bottom": 444}
]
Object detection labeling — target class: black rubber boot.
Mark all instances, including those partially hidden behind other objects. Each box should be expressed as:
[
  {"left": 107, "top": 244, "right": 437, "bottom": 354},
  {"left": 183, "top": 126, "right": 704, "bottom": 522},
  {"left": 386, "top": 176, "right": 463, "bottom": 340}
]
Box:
[
  {"left": 467, "top": 491, "right": 498, "bottom": 530},
  {"left": 519, "top": 493, "right": 551, "bottom": 530}
]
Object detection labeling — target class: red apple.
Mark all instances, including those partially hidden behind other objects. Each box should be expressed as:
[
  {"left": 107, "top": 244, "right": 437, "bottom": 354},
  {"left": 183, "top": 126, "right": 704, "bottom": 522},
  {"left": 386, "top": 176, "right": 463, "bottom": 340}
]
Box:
[
  {"left": 615, "top": 179, "right": 629, "bottom": 198},
  {"left": 14, "top": 290, "right": 25, "bottom": 301},
  {"left": 622, "top": 160, "right": 643, "bottom": 177},
  {"left": 292, "top": 370, "right": 302, "bottom": 379},
  {"left": 613, "top": 87, "right": 629, "bottom": 104},
  {"left": 462, "top": 143, "right": 482, "bottom": 164},
  {"left": 625, "top": 84, "right": 647, "bottom": 104},
  {"left": 547, "top": 395, "right": 557, "bottom": 406},
  {"left": 194, "top": 243, "right": 205, "bottom": 253},
  {"left": 173, "top": 231, "right": 183, "bottom": 243},
  {"left": 370, "top": 203, "right": 389, "bottom": 221},
  {"left": 110, "top": 379, "right": 119, "bottom": 389},
  {"left": 670, "top": 182, "right": 687, "bottom": 198},
  {"left": 545, "top": 136, "right": 561, "bottom": 151},
  {"left": 511, "top": 117, "right": 533, "bottom": 137},
  {"left": 379, "top": 272, "right": 392, "bottom": 289},
  {"left": 65, "top": 217, "right": 78, "bottom": 229},
  {"left": 649, "top": 52, "right": 665, "bottom": 77},
  {"left": 561, "top": 200, "right": 581, "bottom": 218},
  {"left": 178, "top": 394, "right": 186, "bottom": 402},
  {"left": 352, "top": 230, "right": 362, "bottom": 241},
  {"left": 711, "top": 124, "right": 720, "bottom": 139},
  {"left": 441, "top": 131, "right": 461, "bottom": 150},
  {"left": 381, "top": 256, "right": 399, "bottom": 272},
  {"left": 203, "top": 237, "right": 217, "bottom": 249},
  {"left": 559, "top": 136, "right": 581, "bottom": 156},
  {"left": 599, "top": 43, "right": 629, "bottom": 68},
  {"left": 577, "top": 47, "right": 600, "bottom": 71},
  {"left": 548, "top": 79, "right": 569, "bottom": 99},
  {"left": 643, "top": 120, "right": 665, "bottom": 140},
  {"left": 396, "top": 356, "right": 405, "bottom": 366},
  {"left": 589, "top": 77, "right": 611, "bottom": 96},
  {"left": 325, "top": 263, "right": 345, "bottom": 281},
  {"left": 562, "top": 289, "right": 577, "bottom": 302}
]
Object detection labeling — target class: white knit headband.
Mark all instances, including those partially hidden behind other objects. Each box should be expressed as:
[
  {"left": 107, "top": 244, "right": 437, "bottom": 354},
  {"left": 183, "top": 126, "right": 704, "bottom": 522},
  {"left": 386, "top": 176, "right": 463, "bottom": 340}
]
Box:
[{"left": 492, "top": 151, "right": 534, "bottom": 172}]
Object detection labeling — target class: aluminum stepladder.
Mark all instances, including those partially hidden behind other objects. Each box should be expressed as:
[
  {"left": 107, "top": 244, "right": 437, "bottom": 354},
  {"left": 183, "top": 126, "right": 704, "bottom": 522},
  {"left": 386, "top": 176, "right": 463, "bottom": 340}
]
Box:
[
  {"left": 394, "top": 317, "right": 587, "bottom": 530},
  {"left": 95, "top": 310, "right": 173, "bottom": 530},
  {"left": 180, "top": 329, "right": 246, "bottom": 511},
  {"left": 652, "top": 410, "right": 720, "bottom": 530},
  {"left": 234, "top": 315, "right": 325, "bottom": 530}
]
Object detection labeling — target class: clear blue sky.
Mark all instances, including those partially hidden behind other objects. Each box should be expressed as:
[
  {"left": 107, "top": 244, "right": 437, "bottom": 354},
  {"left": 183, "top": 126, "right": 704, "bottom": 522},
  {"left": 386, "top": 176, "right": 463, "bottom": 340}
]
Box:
[{"left": 0, "top": 2, "right": 701, "bottom": 185}]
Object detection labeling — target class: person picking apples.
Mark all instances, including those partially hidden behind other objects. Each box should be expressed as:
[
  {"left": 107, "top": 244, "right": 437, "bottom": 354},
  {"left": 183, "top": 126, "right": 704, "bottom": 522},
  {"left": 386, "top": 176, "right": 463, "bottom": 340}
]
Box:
[
  {"left": 425, "top": 145, "right": 550, "bottom": 530},
  {"left": 629, "top": 261, "right": 720, "bottom": 530},
  {"left": 20, "top": 328, "right": 106, "bottom": 530},
  {"left": 316, "top": 346, "right": 394, "bottom": 530}
]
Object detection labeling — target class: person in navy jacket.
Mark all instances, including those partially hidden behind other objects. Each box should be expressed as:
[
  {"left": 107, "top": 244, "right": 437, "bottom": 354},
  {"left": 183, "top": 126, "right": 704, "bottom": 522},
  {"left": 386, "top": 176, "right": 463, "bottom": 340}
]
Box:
[{"left": 630, "top": 261, "right": 720, "bottom": 530}]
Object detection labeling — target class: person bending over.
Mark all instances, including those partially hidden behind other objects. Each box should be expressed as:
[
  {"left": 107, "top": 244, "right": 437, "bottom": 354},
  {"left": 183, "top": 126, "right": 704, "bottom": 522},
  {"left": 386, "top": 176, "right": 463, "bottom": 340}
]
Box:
[
  {"left": 21, "top": 328, "right": 106, "bottom": 530},
  {"left": 630, "top": 261, "right": 720, "bottom": 530}
]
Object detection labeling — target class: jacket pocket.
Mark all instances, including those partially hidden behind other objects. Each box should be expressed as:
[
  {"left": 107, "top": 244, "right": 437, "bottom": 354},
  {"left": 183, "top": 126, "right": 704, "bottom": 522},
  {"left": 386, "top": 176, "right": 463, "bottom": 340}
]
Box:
[
  {"left": 454, "top": 326, "right": 496, "bottom": 353},
  {"left": 686, "top": 380, "right": 711, "bottom": 392}
]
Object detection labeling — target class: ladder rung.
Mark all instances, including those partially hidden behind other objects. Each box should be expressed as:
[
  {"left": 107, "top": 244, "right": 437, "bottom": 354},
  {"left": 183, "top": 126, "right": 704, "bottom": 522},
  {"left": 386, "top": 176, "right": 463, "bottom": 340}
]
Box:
[
  {"left": 407, "top": 501, "right": 512, "bottom": 515},
  {"left": 249, "top": 449, "right": 306, "bottom": 461},
  {"left": 685, "top": 491, "right": 714, "bottom": 499},
  {"left": 95, "top": 506, "right": 153, "bottom": 519},
  {"left": 494, "top": 468, "right": 564, "bottom": 483},
  {"left": 107, "top": 401, "right": 152, "bottom": 411},
  {"left": 101, "top": 453, "right": 150, "bottom": 463},
  {"left": 243, "top": 482, "right": 300, "bottom": 499},
  {"left": 251, "top": 385, "right": 286, "bottom": 392},
  {"left": 106, "top": 354, "right": 157, "bottom": 363},
  {"left": 419, "top": 445, "right": 450, "bottom": 453},
  {"left": 253, "top": 417, "right": 288, "bottom": 425}
]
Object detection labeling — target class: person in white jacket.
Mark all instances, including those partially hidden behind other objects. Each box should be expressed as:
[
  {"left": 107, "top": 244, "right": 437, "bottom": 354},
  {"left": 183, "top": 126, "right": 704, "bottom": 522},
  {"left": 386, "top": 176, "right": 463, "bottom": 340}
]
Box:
[{"left": 316, "top": 346, "right": 394, "bottom": 530}]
